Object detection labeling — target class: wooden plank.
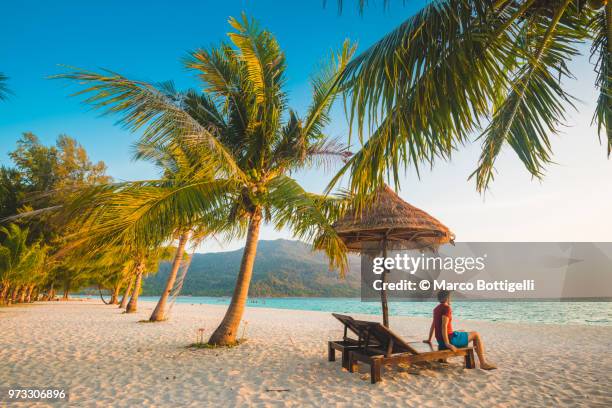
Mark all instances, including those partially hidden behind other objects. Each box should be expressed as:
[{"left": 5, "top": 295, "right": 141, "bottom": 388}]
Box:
[{"left": 349, "top": 347, "right": 475, "bottom": 383}]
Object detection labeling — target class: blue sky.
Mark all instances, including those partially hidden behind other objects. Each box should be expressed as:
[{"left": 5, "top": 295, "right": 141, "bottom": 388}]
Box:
[{"left": 1, "top": 1, "right": 611, "bottom": 252}]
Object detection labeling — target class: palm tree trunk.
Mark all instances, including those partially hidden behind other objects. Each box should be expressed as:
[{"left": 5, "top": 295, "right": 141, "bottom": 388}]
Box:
[
  {"left": 10, "top": 285, "right": 20, "bottom": 303},
  {"left": 31, "top": 286, "right": 39, "bottom": 302},
  {"left": 62, "top": 289, "right": 69, "bottom": 300},
  {"left": 126, "top": 262, "right": 144, "bottom": 313},
  {"left": 98, "top": 285, "right": 110, "bottom": 304},
  {"left": 149, "top": 232, "right": 189, "bottom": 322},
  {"left": 25, "top": 285, "right": 34, "bottom": 303},
  {"left": 119, "top": 275, "right": 134, "bottom": 309},
  {"left": 110, "top": 283, "right": 121, "bottom": 305},
  {"left": 209, "top": 210, "right": 262, "bottom": 346},
  {"left": 0, "top": 284, "right": 8, "bottom": 305},
  {"left": 17, "top": 286, "right": 27, "bottom": 303}
]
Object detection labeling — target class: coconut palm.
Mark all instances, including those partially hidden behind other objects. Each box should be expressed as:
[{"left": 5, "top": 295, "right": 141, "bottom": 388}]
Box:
[
  {"left": 56, "top": 14, "right": 354, "bottom": 345},
  {"left": 330, "top": 0, "right": 610, "bottom": 194},
  {"left": 133, "top": 140, "right": 213, "bottom": 322}
]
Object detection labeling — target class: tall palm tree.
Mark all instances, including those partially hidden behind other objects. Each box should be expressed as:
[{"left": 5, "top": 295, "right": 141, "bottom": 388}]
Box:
[
  {"left": 133, "top": 140, "right": 210, "bottom": 322},
  {"left": 331, "top": 0, "right": 610, "bottom": 194},
  {"left": 56, "top": 14, "right": 353, "bottom": 345}
]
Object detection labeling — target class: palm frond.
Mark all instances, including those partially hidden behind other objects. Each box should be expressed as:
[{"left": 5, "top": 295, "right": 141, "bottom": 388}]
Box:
[
  {"left": 303, "top": 39, "right": 356, "bottom": 141},
  {"left": 472, "top": 0, "right": 581, "bottom": 191},
  {"left": 52, "top": 67, "right": 246, "bottom": 181},
  {"left": 305, "top": 137, "right": 352, "bottom": 171},
  {"left": 590, "top": 7, "right": 612, "bottom": 156},
  {"left": 0, "top": 73, "right": 10, "bottom": 100},
  {"left": 61, "top": 179, "right": 237, "bottom": 255},
  {"left": 227, "top": 13, "right": 286, "bottom": 106},
  {"left": 336, "top": 0, "right": 516, "bottom": 194},
  {"left": 267, "top": 175, "right": 349, "bottom": 275}
]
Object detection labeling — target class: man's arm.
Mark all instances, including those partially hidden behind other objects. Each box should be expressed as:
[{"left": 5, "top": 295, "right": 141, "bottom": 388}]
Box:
[
  {"left": 441, "top": 315, "right": 457, "bottom": 351},
  {"left": 423, "top": 321, "right": 434, "bottom": 344}
]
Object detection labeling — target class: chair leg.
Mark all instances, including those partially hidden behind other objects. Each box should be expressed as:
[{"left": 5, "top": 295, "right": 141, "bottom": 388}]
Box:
[
  {"left": 465, "top": 349, "right": 476, "bottom": 369},
  {"left": 341, "top": 349, "right": 349, "bottom": 369},
  {"left": 328, "top": 342, "right": 335, "bottom": 362},
  {"left": 370, "top": 359, "right": 382, "bottom": 384},
  {"left": 348, "top": 352, "right": 358, "bottom": 373}
]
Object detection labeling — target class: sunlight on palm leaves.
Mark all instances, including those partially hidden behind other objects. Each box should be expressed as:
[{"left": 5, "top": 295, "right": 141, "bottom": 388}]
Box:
[
  {"left": 55, "top": 14, "right": 355, "bottom": 344},
  {"left": 333, "top": 0, "right": 609, "bottom": 194},
  {"left": 0, "top": 224, "right": 49, "bottom": 301},
  {"left": 56, "top": 13, "right": 356, "bottom": 274}
]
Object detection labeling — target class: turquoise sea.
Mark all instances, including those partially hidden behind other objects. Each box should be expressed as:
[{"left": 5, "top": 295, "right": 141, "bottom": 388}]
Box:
[{"left": 130, "top": 296, "right": 612, "bottom": 326}]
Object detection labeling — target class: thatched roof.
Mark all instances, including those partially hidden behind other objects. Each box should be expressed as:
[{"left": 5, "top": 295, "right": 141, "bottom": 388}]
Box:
[{"left": 334, "top": 185, "right": 455, "bottom": 252}]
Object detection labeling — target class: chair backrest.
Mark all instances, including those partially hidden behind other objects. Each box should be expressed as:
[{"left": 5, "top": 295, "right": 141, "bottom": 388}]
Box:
[
  {"left": 353, "top": 320, "right": 420, "bottom": 356},
  {"left": 332, "top": 313, "right": 360, "bottom": 340}
]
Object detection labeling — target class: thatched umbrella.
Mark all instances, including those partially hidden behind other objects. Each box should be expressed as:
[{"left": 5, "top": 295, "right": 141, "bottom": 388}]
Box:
[{"left": 333, "top": 185, "right": 454, "bottom": 327}]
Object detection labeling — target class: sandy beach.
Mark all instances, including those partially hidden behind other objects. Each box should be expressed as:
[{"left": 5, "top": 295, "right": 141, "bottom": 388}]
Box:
[{"left": 1, "top": 300, "right": 611, "bottom": 407}]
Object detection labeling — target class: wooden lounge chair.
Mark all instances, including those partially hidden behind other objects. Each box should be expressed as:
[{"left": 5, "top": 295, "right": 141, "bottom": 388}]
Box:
[
  {"left": 346, "top": 320, "right": 476, "bottom": 383},
  {"left": 328, "top": 313, "right": 381, "bottom": 369}
]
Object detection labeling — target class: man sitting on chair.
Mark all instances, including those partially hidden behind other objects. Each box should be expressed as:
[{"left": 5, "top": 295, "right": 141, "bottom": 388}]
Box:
[{"left": 424, "top": 289, "right": 497, "bottom": 370}]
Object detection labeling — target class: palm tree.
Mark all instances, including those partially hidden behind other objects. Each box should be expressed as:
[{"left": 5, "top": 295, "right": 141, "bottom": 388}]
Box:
[
  {"left": 57, "top": 165, "right": 229, "bottom": 314},
  {"left": 119, "top": 274, "right": 134, "bottom": 309},
  {"left": 0, "top": 224, "right": 48, "bottom": 304},
  {"left": 148, "top": 230, "right": 189, "bottom": 320},
  {"left": 330, "top": 0, "right": 610, "bottom": 194},
  {"left": 125, "top": 245, "right": 175, "bottom": 313},
  {"left": 56, "top": 14, "right": 353, "bottom": 345},
  {"left": 133, "top": 140, "right": 210, "bottom": 322}
]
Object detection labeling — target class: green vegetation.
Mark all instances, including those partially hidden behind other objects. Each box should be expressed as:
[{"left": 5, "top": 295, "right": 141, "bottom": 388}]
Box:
[
  {"left": 2, "top": 3, "right": 609, "bottom": 351},
  {"left": 0, "top": 134, "right": 110, "bottom": 304},
  {"left": 144, "top": 239, "right": 360, "bottom": 298},
  {"left": 55, "top": 14, "right": 355, "bottom": 346},
  {"left": 332, "top": 0, "right": 612, "bottom": 195},
  {"left": 0, "top": 224, "right": 48, "bottom": 304}
]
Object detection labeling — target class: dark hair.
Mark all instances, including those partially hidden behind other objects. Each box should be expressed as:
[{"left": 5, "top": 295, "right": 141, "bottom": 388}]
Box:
[{"left": 437, "top": 290, "right": 451, "bottom": 303}]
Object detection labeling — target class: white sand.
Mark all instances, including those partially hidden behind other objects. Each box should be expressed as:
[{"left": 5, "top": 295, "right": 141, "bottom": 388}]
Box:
[{"left": 1, "top": 300, "right": 611, "bottom": 407}]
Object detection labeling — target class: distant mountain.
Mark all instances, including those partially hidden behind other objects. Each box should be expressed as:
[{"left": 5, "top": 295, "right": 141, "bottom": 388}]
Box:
[{"left": 143, "top": 239, "right": 361, "bottom": 297}]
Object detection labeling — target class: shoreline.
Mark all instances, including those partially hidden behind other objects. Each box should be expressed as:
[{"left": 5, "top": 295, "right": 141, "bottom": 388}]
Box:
[
  {"left": 1, "top": 299, "right": 611, "bottom": 407},
  {"left": 73, "top": 295, "right": 612, "bottom": 328}
]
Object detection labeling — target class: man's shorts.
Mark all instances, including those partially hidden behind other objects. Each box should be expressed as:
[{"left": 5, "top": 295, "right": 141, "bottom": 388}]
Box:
[{"left": 439, "top": 331, "right": 469, "bottom": 349}]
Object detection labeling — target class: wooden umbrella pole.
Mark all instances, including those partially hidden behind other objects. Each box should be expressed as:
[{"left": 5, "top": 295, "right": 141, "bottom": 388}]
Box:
[{"left": 381, "top": 234, "right": 390, "bottom": 328}]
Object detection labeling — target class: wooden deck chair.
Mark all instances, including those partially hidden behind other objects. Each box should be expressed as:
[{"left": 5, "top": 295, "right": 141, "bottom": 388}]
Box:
[
  {"left": 347, "top": 320, "right": 476, "bottom": 383},
  {"left": 328, "top": 313, "right": 381, "bottom": 369}
]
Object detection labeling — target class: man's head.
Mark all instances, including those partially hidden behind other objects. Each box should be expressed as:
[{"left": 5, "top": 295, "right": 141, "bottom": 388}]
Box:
[{"left": 437, "top": 290, "right": 451, "bottom": 304}]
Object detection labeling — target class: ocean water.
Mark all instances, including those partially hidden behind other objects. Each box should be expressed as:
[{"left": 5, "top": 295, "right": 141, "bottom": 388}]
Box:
[{"left": 131, "top": 296, "right": 612, "bottom": 326}]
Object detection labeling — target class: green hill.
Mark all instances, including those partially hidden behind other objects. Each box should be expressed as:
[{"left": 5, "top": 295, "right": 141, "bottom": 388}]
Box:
[{"left": 143, "top": 239, "right": 361, "bottom": 297}]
